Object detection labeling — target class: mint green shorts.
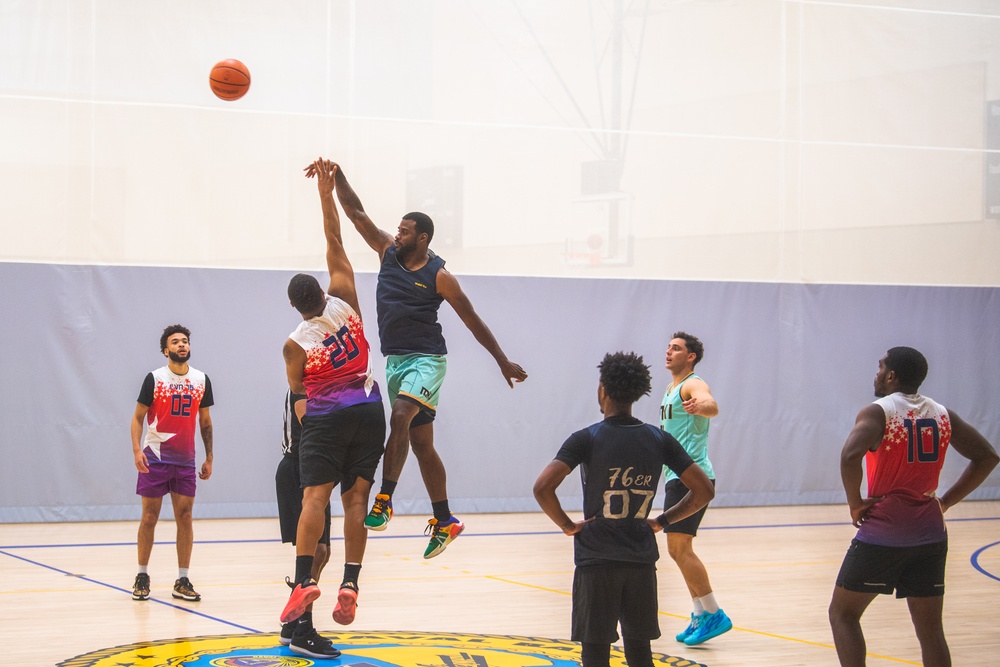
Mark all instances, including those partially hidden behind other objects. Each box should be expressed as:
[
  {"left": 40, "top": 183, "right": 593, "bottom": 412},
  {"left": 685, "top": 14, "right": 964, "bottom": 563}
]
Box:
[{"left": 386, "top": 354, "right": 447, "bottom": 425}]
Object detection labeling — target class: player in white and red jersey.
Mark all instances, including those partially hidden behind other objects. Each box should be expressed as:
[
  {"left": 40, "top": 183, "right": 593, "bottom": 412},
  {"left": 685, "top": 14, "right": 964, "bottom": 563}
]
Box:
[
  {"left": 278, "top": 159, "right": 386, "bottom": 660},
  {"left": 830, "top": 346, "right": 998, "bottom": 667},
  {"left": 129, "top": 324, "right": 214, "bottom": 603}
]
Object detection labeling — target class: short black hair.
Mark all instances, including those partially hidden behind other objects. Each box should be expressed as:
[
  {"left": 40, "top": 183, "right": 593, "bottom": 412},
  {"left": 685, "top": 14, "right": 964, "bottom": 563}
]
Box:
[
  {"left": 160, "top": 324, "right": 191, "bottom": 353},
  {"left": 672, "top": 331, "right": 704, "bottom": 366},
  {"left": 598, "top": 351, "right": 652, "bottom": 405},
  {"left": 404, "top": 211, "right": 434, "bottom": 243},
  {"left": 287, "top": 273, "right": 326, "bottom": 315},
  {"left": 885, "top": 346, "right": 928, "bottom": 392}
]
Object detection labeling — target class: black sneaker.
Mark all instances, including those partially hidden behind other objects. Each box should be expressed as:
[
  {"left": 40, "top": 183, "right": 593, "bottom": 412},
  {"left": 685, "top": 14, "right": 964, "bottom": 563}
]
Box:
[
  {"left": 279, "top": 622, "right": 295, "bottom": 646},
  {"left": 132, "top": 573, "right": 150, "bottom": 601},
  {"left": 172, "top": 577, "right": 201, "bottom": 601},
  {"left": 289, "top": 627, "right": 341, "bottom": 659}
]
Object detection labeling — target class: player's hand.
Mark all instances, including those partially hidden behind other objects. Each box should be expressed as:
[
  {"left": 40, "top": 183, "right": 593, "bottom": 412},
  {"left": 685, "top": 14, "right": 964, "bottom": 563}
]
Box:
[
  {"left": 646, "top": 517, "right": 665, "bottom": 533},
  {"left": 134, "top": 451, "right": 149, "bottom": 474},
  {"left": 561, "top": 518, "right": 591, "bottom": 536},
  {"left": 499, "top": 359, "right": 528, "bottom": 388},
  {"left": 681, "top": 396, "right": 706, "bottom": 415},
  {"left": 849, "top": 496, "right": 882, "bottom": 527},
  {"left": 199, "top": 459, "right": 213, "bottom": 481}
]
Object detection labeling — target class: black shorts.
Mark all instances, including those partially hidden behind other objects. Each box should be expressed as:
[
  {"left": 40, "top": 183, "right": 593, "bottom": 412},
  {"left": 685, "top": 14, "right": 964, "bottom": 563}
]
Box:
[
  {"left": 275, "top": 455, "right": 331, "bottom": 546},
  {"left": 662, "top": 478, "right": 715, "bottom": 536},
  {"left": 571, "top": 562, "right": 660, "bottom": 643},
  {"left": 836, "top": 538, "right": 948, "bottom": 598},
  {"left": 299, "top": 402, "right": 386, "bottom": 491}
]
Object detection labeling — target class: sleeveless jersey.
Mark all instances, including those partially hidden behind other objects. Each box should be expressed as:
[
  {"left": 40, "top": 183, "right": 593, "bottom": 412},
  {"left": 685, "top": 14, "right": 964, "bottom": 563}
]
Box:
[
  {"left": 281, "top": 390, "right": 306, "bottom": 457},
  {"left": 555, "top": 415, "right": 695, "bottom": 567},
  {"left": 660, "top": 374, "right": 714, "bottom": 481},
  {"left": 288, "top": 295, "right": 381, "bottom": 417},
  {"left": 137, "top": 366, "right": 214, "bottom": 467},
  {"left": 856, "top": 392, "right": 952, "bottom": 547},
  {"left": 376, "top": 245, "right": 447, "bottom": 356}
]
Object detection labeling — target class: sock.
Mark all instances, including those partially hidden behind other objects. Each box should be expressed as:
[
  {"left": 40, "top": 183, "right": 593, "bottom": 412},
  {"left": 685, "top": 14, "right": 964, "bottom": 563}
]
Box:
[
  {"left": 580, "top": 642, "right": 611, "bottom": 667},
  {"left": 294, "top": 611, "right": 314, "bottom": 635},
  {"left": 698, "top": 592, "right": 720, "bottom": 614},
  {"left": 431, "top": 500, "right": 452, "bottom": 523},
  {"left": 295, "top": 555, "right": 315, "bottom": 586},
  {"left": 692, "top": 596, "right": 705, "bottom": 615},
  {"left": 379, "top": 480, "right": 397, "bottom": 497},
  {"left": 342, "top": 562, "right": 362, "bottom": 590},
  {"left": 178, "top": 568, "right": 189, "bottom": 580},
  {"left": 138, "top": 564, "right": 149, "bottom": 575}
]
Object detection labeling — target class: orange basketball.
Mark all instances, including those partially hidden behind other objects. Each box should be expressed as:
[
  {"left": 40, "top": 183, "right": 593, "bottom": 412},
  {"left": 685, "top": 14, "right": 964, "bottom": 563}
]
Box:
[{"left": 209, "top": 59, "right": 250, "bottom": 101}]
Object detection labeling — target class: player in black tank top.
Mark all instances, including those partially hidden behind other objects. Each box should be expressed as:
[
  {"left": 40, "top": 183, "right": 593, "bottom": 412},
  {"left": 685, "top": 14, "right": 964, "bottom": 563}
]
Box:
[{"left": 329, "top": 162, "right": 529, "bottom": 559}]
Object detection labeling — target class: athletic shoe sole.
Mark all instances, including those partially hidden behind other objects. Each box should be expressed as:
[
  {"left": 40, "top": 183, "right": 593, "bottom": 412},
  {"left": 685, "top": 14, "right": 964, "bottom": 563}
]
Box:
[
  {"left": 132, "top": 592, "right": 149, "bottom": 601},
  {"left": 280, "top": 584, "right": 322, "bottom": 624},
  {"left": 172, "top": 591, "right": 201, "bottom": 601},
  {"left": 332, "top": 587, "right": 358, "bottom": 625},
  {"left": 290, "top": 640, "right": 341, "bottom": 659}
]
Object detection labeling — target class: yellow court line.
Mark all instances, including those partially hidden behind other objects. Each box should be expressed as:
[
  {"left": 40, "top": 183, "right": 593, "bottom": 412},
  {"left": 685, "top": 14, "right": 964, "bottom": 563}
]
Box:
[{"left": 486, "top": 575, "right": 921, "bottom": 666}]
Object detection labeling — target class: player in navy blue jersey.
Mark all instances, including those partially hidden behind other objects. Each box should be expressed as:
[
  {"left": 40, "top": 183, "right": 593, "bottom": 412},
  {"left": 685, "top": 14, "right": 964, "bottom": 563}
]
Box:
[
  {"left": 322, "top": 161, "right": 527, "bottom": 560},
  {"left": 534, "top": 351, "right": 715, "bottom": 667}
]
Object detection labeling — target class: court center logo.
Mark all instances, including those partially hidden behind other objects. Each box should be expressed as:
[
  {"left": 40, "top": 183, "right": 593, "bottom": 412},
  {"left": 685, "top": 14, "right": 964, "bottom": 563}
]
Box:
[{"left": 59, "top": 631, "right": 706, "bottom": 667}]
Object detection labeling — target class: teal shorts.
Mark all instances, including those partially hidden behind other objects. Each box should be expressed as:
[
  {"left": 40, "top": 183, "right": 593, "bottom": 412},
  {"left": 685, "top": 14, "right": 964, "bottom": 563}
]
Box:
[{"left": 386, "top": 354, "right": 447, "bottom": 426}]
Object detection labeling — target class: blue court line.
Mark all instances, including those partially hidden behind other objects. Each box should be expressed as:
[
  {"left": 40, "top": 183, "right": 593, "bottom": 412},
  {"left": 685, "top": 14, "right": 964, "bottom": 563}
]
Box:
[
  {"left": 970, "top": 540, "right": 1000, "bottom": 583},
  {"left": 2, "top": 516, "right": 997, "bottom": 550},
  {"left": 0, "top": 548, "right": 262, "bottom": 633}
]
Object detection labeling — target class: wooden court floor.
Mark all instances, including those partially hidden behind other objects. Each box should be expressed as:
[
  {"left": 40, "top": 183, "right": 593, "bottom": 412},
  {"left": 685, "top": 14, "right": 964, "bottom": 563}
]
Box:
[{"left": 1, "top": 502, "right": 998, "bottom": 666}]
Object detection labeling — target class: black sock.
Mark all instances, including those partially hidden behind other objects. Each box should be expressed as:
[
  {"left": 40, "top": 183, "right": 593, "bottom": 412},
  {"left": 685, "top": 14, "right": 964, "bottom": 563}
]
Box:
[
  {"left": 431, "top": 500, "right": 451, "bottom": 522},
  {"left": 379, "top": 480, "right": 397, "bottom": 497},
  {"left": 580, "top": 642, "right": 610, "bottom": 667},
  {"left": 295, "top": 555, "right": 315, "bottom": 585},
  {"left": 622, "top": 637, "right": 653, "bottom": 667},
  {"left": 342, "top": 562, "right": 362, "bottom": 590},
  {"left": 293, "top": 611, "right": 314, "bottom": 636}
]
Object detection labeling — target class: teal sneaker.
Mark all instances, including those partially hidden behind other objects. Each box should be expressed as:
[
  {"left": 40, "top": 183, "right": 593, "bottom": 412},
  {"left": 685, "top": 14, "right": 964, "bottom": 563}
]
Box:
[
  {"left": 675, "top": 613, "right": 699, "bottom": 642},
  {"left": 364, "top": 494, "right": 393, "bottom": 531},
  {"left": 423, "top": 515, "right": 465, "bottom": 559},
  {"left": 683, "top": 608, "right": 732, "bottom": 646}
]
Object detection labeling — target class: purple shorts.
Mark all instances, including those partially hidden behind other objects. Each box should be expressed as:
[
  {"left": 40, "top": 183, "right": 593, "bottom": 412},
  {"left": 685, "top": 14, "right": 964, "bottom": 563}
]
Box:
[{"left": 136, "top": 461, "right": 197, "bottom": 498}]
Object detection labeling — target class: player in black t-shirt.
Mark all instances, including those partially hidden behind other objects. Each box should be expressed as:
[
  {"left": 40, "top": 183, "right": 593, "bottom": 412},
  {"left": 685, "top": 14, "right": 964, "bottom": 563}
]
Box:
[{"left": 534, "top": 352, "right": 715, "bottom": 667}]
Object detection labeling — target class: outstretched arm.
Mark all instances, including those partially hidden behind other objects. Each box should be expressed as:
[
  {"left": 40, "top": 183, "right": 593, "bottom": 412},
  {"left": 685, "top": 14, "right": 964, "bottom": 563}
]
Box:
[
  {"left": 436, "top": 268, "right": 527, "bottom": 388},
  {"left": 840, "top": 403, "right": 886, "bottom": 527},
  {"left": 679, "top": 377, "right": 719, "bottom": 418},
  {"left": 305, "top": 158, "right": 361, "bottom": 316},
  {"left": 938, "top": 410, "right": 999, "bottom": 511},
  {"left": 311, "top": 162, "right": 393, "bottom": 258}
]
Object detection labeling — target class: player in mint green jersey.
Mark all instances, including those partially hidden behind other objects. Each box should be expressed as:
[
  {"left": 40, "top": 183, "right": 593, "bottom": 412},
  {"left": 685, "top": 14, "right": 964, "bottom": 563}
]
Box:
[{"left": 659, "top": 331, "right": 731, "bottom": 646}]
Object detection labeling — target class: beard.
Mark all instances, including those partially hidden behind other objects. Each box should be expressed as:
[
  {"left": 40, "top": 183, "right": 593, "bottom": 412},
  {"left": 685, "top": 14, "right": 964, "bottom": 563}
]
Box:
[{"left": 168, "top": 350, "right": 190, "bottom": 364}]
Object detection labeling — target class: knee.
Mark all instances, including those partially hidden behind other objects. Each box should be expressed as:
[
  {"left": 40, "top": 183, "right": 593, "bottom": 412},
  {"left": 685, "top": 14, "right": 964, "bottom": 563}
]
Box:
[{"left": 140, "top": 512, "right": 159, "bottom": 529}]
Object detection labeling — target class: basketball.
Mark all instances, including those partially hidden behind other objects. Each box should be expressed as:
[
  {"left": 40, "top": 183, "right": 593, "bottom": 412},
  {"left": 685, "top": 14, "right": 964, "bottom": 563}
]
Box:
[{"left": 209, "top": 59, "right": 250, "bottom": 101}]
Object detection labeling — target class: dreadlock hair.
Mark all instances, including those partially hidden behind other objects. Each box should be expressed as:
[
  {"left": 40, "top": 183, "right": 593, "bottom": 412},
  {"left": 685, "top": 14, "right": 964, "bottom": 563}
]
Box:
[{"left": 598, "top": 351, "right": 653, "bottom": 405}]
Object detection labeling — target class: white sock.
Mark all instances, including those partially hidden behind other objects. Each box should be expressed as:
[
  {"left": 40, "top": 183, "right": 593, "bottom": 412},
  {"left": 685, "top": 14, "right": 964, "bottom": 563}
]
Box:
[
  {"left": 692, "top": 597, "right": 705, "bottom": 615},
  {"left": 179, "top": 567, "right": 190, "bottom": 580},
  {"left": 138, "top": 564, "right": 148, "bottom": 574},
  {"left": 698, "top": 592, "right": 720, "bottom": 614}
]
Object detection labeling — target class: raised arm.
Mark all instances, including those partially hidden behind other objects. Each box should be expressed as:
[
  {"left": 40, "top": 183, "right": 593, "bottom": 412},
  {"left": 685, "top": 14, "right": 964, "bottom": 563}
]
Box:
[
  {"left": 840, "top": 403, "right": 886, "bottom": 527},
  {"left": 679, "top": 377, "right": 719, "bottom": 418},
  {"left": 323, "top": 163, "right": 394, "bottom": 258},
  {"left": 305, "top": 158, "right": 361, "bottom": 316},
  {"left": 938, "top": 409, "right": 999, "bottom": 511},
  {"left": 436, "top": 268, "right": 528, "bottom": 388}
]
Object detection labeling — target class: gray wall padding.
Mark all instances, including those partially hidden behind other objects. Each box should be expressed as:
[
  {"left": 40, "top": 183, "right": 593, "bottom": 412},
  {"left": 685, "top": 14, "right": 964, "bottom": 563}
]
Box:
[{"left": 1, "top": 262, "right": 996, "bottom": 522}]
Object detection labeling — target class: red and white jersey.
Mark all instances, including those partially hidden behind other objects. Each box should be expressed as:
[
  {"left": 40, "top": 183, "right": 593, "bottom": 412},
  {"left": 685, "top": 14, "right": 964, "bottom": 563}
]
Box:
[
  {"left": 137, "top": 366, "right": 214, "bottom": 467},
  {"left": 288, "top": 295, "right": 380, "bottom": 416},
  {"left": 857, "top": 392, "right": 952, "bottom": 546}
]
